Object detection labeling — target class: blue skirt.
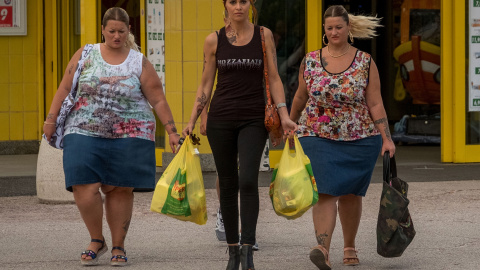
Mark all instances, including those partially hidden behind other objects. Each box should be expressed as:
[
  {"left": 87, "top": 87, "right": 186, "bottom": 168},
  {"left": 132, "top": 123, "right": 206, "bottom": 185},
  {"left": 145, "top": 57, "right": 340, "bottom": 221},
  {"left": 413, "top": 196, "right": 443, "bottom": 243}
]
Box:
[
  {"left": 63, "top": 134, "right": 156, "bottom": 192},
  {"left": 299, "top": 135, "right": 381, "bottom": 196}
]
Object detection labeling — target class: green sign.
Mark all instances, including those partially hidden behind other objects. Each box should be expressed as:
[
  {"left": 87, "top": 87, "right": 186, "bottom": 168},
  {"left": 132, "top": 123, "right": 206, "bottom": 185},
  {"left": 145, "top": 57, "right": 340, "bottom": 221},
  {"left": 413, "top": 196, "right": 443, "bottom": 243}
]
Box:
[
  {"left": 476, "top": 68, "right": 480, "bottom": 74},
  {"left": 475, "top": 0, "right": 480, "bottom": 7},
  {"left": 472, "top": 36, "right": 480, "bottom": 43},
  {"left": 474, "top": 99, "right": 480, "bottom": 106}
]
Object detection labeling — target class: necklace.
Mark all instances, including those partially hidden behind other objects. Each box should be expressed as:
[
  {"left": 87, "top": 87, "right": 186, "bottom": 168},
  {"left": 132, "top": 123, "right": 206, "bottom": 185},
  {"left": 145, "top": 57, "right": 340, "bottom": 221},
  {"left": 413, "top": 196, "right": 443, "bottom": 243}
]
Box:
[{"left": 327, "top": 44, "right": 351, "bottom": 58}]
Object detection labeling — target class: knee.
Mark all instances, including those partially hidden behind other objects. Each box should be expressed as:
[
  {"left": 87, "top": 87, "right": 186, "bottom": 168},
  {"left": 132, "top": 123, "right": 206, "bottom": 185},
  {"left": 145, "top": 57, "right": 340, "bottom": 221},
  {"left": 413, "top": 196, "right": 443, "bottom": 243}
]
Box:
[
  {"left": 72, "top": 183, "right": 102, "bottom": 196},
  {"left": 101, "top": 185, "right": 134, "bottom": 196}
]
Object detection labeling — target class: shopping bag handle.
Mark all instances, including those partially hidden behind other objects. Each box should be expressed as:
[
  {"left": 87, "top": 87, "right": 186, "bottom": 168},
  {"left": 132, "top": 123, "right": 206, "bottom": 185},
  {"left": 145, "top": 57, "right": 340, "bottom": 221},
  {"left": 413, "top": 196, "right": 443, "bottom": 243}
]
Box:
[{"left": 383, "top": 151, "right": 397, "bottom": 183}]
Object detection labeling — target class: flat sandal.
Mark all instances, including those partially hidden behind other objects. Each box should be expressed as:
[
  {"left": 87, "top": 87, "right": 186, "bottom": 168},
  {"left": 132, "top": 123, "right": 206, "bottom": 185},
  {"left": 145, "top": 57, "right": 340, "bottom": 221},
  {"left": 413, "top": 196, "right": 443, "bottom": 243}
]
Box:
[{"left": 343, "top": 247, "right": 359, "bottom": 266}]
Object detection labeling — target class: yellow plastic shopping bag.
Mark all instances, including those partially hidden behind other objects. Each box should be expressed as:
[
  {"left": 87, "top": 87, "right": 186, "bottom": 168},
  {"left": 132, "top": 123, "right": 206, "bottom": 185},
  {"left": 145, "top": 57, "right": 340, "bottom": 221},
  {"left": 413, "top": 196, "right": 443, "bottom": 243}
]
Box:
[
  {"left": 269, "top": 136, "right": 318, "bottom": 220},
  {"left": 150, "top": 136, "right": 208, "bottom": 225}
]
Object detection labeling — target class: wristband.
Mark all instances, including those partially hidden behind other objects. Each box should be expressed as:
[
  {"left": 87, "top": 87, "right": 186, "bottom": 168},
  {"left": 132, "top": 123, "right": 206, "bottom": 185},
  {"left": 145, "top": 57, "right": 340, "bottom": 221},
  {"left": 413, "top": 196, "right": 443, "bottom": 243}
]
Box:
[{"left": 276, "top": 103, "right": 286, "bottom": 109}]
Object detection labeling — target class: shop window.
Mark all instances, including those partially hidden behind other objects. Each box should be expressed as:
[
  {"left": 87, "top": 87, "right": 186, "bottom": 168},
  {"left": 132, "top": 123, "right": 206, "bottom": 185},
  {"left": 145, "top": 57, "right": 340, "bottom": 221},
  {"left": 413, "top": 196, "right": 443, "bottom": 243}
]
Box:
[{"left": 255, "top": 0, "right": 305, "bottom": 112}]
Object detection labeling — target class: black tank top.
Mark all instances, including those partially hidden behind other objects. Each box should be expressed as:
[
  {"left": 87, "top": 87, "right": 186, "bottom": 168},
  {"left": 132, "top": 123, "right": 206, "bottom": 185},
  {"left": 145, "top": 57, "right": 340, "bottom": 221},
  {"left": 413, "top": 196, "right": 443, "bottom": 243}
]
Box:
[{"left": 208, "top": 25, "right": 265, "bottom": 121}]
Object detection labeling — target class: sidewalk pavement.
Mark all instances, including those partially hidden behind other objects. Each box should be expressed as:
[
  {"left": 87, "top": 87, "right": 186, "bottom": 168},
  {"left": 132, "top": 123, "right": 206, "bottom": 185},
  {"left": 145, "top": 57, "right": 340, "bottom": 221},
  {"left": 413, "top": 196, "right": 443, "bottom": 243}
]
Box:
[
  {"left": 0, "top": 180, "right": 479, "bottom": 269},
  {"left": 1, "top": 145, "right": 480, "bottom": 269}
]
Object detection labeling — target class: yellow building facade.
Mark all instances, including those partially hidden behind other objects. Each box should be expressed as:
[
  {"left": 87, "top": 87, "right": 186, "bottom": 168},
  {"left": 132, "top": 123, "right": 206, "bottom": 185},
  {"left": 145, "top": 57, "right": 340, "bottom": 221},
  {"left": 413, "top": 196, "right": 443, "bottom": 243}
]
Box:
[{"left": 0, "top": 0, "right": 478, "bottom": 163}]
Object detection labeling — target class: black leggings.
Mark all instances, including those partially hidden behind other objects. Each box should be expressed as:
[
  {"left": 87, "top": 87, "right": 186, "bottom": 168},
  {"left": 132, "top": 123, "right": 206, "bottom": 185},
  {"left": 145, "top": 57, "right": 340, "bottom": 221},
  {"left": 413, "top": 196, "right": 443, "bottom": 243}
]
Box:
[{"left": 207, "top": 119, "right": 268, "bottom": 245}]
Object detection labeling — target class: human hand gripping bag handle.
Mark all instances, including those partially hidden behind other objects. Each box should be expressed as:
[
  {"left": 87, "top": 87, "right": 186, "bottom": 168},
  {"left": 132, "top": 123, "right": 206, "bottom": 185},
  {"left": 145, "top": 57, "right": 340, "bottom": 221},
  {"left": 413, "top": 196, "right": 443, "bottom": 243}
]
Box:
[
  {"left": 260, "top": 27, "right": 282, "bottom": 147},
  {"left": 269, "top": 136, "right": 318, "bottom": 219},
  {"left": 376, "top": 152, "right": 416, "bottom": 257},
  {"left": 150, "top": 136, "right": 207, "bottom": 225},
  {"left": 42, "top": 44, "right": 94, "bottom": 149}
]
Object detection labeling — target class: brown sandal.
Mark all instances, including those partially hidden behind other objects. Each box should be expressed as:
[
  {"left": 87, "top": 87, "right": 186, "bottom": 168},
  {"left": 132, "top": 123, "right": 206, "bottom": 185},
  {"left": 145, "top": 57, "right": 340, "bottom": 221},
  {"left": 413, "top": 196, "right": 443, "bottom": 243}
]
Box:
[
  {"left": 309, "top": 245, "right": 331, "bottom": 270},
  {"left": 343, "top": 247, "right": 359, "bottom": 266}
]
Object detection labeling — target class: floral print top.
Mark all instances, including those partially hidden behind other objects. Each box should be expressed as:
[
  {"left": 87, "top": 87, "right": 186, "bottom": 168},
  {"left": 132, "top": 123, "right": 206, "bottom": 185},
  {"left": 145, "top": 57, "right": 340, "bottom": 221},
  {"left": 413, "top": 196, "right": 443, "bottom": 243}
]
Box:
[
  {"left": 297, "top": 49, "right": 379, "bottom": 141},
  {"left": 65, "top": 44, "right": 155, "bottom": 141}
]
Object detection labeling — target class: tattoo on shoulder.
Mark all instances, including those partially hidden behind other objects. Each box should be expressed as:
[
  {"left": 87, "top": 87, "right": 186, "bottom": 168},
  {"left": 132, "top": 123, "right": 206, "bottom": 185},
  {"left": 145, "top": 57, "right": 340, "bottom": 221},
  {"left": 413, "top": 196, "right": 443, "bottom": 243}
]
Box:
[
  {"left": 315, "top": 230, "right": 329, "bottom": 246},
  {"left": 68, "top": 64, "right": 74, "bottom": 75},
  {"left": 142, "top": 55, "right": 148, "bottom": 68},
  {"left": 321, "top": 56, "right": 328, "bottom": 67}
]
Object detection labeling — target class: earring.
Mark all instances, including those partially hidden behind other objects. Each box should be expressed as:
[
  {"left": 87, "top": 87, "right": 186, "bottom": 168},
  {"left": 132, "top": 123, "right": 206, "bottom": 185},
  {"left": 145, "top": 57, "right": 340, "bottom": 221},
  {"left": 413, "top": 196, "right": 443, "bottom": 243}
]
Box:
[
  {"left": 323, "top": 34, "right": 328, "bottom": 46},
  {"left": 349, "top": 31, "right": 354, "bottom": 44}
]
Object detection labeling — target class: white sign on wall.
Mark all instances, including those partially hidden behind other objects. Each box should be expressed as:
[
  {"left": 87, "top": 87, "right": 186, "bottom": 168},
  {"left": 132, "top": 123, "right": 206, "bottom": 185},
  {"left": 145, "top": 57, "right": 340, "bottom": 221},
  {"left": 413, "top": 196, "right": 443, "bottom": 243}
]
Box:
[
  {"left": 0, "top": 0, "right": 26, "bottom": 36},
  {"left": 146, "top": 0, "right": 165, "bottom": 92},
  {"left": 469, "top": 0, "right": 480, "bottom": 111}
]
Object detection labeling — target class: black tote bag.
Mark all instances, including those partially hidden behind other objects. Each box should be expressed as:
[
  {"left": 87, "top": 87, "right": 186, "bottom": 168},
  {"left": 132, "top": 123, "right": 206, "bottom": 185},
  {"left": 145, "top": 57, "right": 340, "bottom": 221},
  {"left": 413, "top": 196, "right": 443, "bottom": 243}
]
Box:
[{"left": 376, "top": 152, "right": 416, "bottom": 257}]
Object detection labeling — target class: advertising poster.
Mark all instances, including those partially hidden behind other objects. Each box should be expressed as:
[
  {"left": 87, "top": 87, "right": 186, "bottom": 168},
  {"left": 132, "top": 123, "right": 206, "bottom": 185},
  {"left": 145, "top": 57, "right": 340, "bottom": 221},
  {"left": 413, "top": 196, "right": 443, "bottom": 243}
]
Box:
[
  {"left": 0, "top": 0, "right": 26, "bottom": 35},
  {"left": 469, "top": 0, "right": 480, "bottom": 111},
  {"left": 146, "top": 0, "right": 165, "bottom": 92}
]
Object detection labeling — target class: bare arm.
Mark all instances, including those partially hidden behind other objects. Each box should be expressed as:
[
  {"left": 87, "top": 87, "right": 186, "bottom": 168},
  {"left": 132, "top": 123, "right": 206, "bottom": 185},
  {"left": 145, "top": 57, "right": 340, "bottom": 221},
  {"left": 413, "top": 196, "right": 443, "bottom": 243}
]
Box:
[
  {"left": 183, "top": 32, "right": 218, "bottom": 136},
  {"left": 140, "top": 55, "right": 180, "bottom": 152},
  {"left": 43, "top": 47, "right": 85, "bottom": 141},
  {"left": 290, "top": 57, "right": 309, "bottom": 123},
  {"left": 263, "top": 27, "right": 297, "bottom": 133},
  {"left": 365, "top": 59, "right": 395, "bottom": 157}
]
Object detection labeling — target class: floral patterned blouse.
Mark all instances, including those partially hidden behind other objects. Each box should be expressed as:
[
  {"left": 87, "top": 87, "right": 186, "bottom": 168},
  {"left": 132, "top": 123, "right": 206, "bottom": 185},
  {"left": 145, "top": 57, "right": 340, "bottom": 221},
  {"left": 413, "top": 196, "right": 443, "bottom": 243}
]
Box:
[
  {"left": 297, "top": 49, "right": 380, "bottom": 141},
  {"left": 65, "top": 44, "right": 155, "bottom": 141}
]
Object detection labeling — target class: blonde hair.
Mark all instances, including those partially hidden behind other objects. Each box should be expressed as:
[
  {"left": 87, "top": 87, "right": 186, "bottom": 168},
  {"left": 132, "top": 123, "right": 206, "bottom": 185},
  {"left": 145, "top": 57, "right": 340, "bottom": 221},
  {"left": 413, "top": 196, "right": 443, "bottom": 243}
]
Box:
[
  {"left": 324, "top": 5, "right": 382, "bottom": 39},
  {"left": 102, "top": 7, "right": 140, "bottom": 52}
]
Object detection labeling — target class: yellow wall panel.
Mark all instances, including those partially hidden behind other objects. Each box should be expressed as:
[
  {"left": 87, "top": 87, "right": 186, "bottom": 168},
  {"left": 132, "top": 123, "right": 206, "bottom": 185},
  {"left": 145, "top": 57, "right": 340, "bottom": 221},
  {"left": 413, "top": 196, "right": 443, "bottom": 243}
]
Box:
[
  {"left": 9, "top": 55, "right": 23, "bottom": 83},
  {"left": 197, "top": 0, "right": 212, "bottom": 30},
  {"left": 24, "top": 112, "right": 38, "bottom": 140},
  {"left": 183, "top": 0, "right": 197, "bottom": 31},
  {"left": 165, "top": 61, "right": 177, "bottom": 92},
  {"left": 183, "top": 92, "right": 197, "bottom": 123},
  {"left": 0, "top": 39, "right": 8, "bottom": 55},
  {"left": 0, "top": 113, "right": 9, "bottom": 140},
  {"left": 0, "top": 55, "right": 9, "bottom": 83},
  {"left": 9, "top": 84, "right": 23, "bottom": 112},
  {"left": 183, "top": 31, "right": 198, "bottom": 61},
  {"left": 24, "top": 83, "right": 38, "bottom": 111},
  {"left": 197, "top": 62, "right": 203, "bottom": 84},
  {"left": 23, "top": 31, "right": 37, "bottom": 54},
  {"left": 9, "top": 113, "right": 23, "bottom": 140},
  {"left": 212, "top": 2, "right": 225, "bottom": 29},
  {"left": 183, "top": 62, "right": 198, "bottom": 92},
  {"left": 166, "top": 92, "right": 183, "bottom": 122},
  {"left": 23, "top": 56, "right": 37, "bottom": 84},
  {"left": 0, "top": 87, "right": 9, "bottom": 111},
  {"left": 8, "top": 37, "right": 23, "bottom": 55}
]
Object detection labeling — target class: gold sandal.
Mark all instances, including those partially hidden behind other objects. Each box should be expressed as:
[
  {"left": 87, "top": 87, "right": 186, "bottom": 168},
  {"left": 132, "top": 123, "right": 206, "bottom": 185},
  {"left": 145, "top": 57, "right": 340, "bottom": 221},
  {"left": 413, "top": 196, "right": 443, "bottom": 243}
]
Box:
[
  {"left": 343, "top": 247, "right": 359, "bottom": 266},
  {"left": 309, "top": 245, "right": 331, "bottom": 270}
]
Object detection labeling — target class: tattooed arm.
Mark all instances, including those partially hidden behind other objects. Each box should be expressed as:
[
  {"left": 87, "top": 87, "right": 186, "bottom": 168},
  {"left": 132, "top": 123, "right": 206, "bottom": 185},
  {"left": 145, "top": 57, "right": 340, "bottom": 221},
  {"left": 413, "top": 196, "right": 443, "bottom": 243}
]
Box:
[
  {"left": 183, "top": 32, "right": 218, "bottom": 137},
  {"left": 43, "top": 46, "right": 85, "bottom": 141},
  {"left": 365, "top": 59, "right": 395, "bottom": 157},
  {"left": 140, "top": 55, "right": 180, "bottom": 152},
  {"left": 263, "top": 27, "right": 297, "bottom": 133}
]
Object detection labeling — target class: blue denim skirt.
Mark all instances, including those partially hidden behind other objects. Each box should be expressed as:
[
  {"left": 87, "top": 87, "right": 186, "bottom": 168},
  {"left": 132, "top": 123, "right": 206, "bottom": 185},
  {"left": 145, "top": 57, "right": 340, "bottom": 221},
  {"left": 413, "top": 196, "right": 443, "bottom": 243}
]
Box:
[
  {"left": 299, "top": 135, "right": 381, "bottom": 196},
  {"left": 63, "top": 134, "right": 156, "bottom": 192}
]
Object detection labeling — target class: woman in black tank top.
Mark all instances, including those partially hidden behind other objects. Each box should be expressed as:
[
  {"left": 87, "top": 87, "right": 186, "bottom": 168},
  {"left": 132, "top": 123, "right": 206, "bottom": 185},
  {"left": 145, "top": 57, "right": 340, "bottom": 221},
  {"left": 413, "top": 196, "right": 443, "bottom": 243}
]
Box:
[{"left": 183, "top": 1, "right": 297, "bottom": 269}]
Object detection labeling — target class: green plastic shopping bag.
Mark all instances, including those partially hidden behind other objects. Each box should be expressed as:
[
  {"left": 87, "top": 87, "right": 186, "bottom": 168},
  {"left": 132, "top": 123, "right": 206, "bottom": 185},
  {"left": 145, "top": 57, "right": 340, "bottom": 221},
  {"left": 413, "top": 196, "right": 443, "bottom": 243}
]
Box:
[
  {"left": 269, "top": 136, "right": 318, "bottom": 220},
  {"left": 150, "top": 136, "right": 207, "bottom": 225}
]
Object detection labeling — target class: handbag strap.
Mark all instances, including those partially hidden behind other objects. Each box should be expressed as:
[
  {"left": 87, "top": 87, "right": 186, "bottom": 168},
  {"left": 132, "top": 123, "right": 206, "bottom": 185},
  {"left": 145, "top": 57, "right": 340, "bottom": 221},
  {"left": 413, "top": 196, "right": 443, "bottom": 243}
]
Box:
[
  {"left": 383, "top": 151, "right": 397, "bottom": 183},
  {"left": 260, "top": 27, "right": 273, "bottom": 106}
]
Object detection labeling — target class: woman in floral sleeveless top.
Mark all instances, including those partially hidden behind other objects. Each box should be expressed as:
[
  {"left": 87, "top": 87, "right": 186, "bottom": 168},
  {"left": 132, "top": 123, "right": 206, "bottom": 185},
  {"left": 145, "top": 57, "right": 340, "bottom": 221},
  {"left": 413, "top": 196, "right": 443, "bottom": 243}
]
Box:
[
  {"left": 43, "top": 7, "right": 180, "bottom": 267},
  {"left": 290, "top": 5, "right": 395, "bottom": 270}
]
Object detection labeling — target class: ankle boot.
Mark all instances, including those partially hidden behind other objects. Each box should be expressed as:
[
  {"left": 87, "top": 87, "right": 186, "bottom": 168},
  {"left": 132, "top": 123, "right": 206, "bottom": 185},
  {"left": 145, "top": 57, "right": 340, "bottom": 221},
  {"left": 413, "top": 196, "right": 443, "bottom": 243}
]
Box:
[
  {"left": 226, "top": 245, "right": 240, "bottom": 270},
  {"left": 240, "top": 245, "right": 255, "bottom": 270}
]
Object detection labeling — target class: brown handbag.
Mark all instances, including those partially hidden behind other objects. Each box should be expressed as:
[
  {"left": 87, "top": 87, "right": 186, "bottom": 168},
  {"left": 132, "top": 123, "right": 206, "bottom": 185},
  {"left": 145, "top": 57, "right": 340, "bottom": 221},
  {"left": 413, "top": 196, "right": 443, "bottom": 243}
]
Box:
[{"left": 260, "top": 27, "right": 282, "bottom": 146}]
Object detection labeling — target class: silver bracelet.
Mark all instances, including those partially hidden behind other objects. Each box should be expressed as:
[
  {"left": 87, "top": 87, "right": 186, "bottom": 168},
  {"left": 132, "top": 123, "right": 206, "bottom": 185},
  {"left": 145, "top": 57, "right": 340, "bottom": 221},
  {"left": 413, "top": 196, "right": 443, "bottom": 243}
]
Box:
[{"left": 276, "top": 103, "right": 286, "bottom": 109}]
